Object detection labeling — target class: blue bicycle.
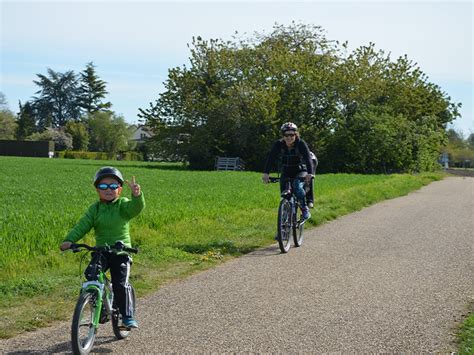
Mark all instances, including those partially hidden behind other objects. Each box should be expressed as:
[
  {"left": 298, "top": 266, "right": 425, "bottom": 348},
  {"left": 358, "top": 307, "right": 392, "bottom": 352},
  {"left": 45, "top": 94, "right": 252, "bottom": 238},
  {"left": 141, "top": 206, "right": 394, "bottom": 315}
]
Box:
[
  {"left": 269, "top": 177, "right": 306, "bottom": 253},
  {"left": 69, "top": 242, "right": 138, "bottom": 355}
]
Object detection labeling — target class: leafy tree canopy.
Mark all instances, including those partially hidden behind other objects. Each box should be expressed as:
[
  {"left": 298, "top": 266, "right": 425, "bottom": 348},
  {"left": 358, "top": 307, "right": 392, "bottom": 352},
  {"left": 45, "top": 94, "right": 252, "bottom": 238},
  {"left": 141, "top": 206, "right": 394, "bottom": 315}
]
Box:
[
  {"left": 445, "top": 128, "right": 474, "bottom": 167},
  {"left": 87, "top": 111, "right": 132, "bottom": 155},
  {"left": 0, "top": 92, "right": 17, "bottom": 140},
  {"left": 140, "top": 22, "right": 460, "bottom": 172},
  {"left": 65, "top": 121, "right": 89, "bottom": 151},
  {"left": 79, "top": 62, "right": 112, "bottom": 114},
  {"left": 27, "top": 63, "right": 112, "bottom": 130},
  {"left": 32, "top": 68, "right": 81, "bottom": 128},
  {"left": 16, "top": 101, "right": 37, "bottom": 140},
  {"left": 13, "top": 64, "right": 125, "bottom": 155}
]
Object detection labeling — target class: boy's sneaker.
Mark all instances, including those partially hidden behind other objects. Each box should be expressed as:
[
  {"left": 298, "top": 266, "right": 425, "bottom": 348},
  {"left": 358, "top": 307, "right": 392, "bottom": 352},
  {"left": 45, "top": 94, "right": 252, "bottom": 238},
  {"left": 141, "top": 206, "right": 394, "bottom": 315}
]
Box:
[
  {"left": 122, "top": 316, "right": 138, "bottom": 329},
  {"left": 302, "top": 207, "right": 311, "bottom": 220},
  {"left": 307, "top": 202, "right": 314, "bottom": 209}
]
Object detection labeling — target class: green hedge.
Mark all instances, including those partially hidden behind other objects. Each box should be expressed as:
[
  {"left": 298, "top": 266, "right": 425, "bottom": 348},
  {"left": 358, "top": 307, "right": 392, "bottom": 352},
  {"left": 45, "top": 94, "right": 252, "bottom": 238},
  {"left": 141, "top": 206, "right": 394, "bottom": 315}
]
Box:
[{"left": 56, "top": 151, "right": 143, "bottom": 161}]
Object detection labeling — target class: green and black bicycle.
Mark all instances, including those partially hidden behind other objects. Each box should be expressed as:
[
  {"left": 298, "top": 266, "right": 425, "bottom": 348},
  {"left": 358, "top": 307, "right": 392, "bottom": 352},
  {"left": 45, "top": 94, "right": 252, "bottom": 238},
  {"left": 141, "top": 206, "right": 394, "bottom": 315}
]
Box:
[{"left": 69, "top": 242, "right": 138, "bottom": 355}]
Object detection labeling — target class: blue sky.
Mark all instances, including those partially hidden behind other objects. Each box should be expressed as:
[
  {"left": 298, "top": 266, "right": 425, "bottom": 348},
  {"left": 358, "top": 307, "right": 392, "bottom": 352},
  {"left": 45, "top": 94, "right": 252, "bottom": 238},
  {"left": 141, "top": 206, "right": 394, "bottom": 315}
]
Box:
[{"left": 1, "top": 0, "right": 472, "bottom": 136}]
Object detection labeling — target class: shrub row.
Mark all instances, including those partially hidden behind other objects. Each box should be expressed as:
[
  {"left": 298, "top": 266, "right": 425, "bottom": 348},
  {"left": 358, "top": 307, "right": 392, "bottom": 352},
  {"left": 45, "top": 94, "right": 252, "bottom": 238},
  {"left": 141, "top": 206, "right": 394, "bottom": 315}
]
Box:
[{"left": 56, "top": 151, "right": 143, "bottom": 161}]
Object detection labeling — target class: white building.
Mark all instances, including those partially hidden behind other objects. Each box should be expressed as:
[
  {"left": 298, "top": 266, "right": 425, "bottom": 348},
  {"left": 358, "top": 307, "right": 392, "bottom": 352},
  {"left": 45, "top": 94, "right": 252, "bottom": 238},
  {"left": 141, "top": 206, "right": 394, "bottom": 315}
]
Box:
[{"left": 129, "top": 124, "right": 153, "bottom": 144}]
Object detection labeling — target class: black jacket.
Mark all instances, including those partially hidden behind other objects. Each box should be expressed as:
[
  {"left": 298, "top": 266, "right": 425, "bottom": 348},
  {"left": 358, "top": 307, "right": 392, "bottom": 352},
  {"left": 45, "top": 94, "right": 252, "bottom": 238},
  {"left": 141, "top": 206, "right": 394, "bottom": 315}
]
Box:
[{"left": 263, "top": 138, "right": 314, "bottom": 177}]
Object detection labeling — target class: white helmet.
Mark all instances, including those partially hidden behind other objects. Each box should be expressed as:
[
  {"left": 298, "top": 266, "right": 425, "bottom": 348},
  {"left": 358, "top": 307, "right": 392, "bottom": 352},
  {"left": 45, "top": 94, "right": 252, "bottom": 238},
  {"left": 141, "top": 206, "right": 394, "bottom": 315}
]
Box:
[{"left": 280, "top": 122, "right": 298, "bottom": 133}]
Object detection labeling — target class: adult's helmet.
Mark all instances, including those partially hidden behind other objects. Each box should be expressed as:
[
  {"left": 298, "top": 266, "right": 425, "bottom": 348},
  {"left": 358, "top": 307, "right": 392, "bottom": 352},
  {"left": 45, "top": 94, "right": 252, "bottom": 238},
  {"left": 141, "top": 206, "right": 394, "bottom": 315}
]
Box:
[
  {"left": 93, "top": 166, "right": 124, "bottom": 186},
  {"left": 280, "top": 122, "right": 298, "bottom": 133}
]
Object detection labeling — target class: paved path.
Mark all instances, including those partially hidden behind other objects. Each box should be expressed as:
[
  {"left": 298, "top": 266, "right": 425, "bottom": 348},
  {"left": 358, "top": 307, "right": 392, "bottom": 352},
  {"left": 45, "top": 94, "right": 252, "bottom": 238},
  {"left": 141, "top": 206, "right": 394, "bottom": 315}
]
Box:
[{"left": 1, "top": 177, "right": 473, "bottom": 353}]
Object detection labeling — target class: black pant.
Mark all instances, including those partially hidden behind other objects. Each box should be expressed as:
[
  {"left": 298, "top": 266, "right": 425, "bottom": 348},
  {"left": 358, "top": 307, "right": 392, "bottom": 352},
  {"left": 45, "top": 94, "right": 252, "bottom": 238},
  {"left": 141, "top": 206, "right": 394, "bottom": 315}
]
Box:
[{"left": 85, "top": 252, "right": 134, "bottom": 317}]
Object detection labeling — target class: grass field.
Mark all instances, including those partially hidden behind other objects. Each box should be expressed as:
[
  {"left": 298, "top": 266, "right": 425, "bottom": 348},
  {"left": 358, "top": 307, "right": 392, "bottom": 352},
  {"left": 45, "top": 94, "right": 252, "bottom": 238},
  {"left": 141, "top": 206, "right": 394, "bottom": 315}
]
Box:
[
  {"left": 0, "top": 156, "right": 445, "bottom": 338},
  {"left": 458, "top": 303, "right": 474, "bottom": 355}
]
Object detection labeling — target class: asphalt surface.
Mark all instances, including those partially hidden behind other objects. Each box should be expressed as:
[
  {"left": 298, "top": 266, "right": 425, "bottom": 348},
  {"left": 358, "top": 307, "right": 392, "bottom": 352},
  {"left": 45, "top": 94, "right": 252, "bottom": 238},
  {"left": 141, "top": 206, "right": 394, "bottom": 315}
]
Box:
[
  {"left": 1, "top": 176, "right": 473, "bottom": 353},
  {"left": 446, "top": 168, "right": 474, "bottom": 177}
]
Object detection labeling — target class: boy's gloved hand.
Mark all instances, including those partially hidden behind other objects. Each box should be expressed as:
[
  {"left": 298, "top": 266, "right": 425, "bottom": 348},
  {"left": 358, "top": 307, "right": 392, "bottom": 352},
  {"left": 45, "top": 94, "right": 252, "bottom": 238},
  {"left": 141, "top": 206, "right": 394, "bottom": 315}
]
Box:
[
  {"left": 126, "top": 176, "right": 141, "bottom": 197},
  {"left": 60, "top": 241, "right": 72, "bottom": 251}
]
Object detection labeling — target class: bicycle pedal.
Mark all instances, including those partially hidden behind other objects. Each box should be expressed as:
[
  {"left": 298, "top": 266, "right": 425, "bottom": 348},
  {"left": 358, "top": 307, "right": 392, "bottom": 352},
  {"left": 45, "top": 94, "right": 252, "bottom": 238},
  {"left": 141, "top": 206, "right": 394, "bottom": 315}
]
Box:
[{"left": 118, "top": 325, "right": 132, "bottom": 331}]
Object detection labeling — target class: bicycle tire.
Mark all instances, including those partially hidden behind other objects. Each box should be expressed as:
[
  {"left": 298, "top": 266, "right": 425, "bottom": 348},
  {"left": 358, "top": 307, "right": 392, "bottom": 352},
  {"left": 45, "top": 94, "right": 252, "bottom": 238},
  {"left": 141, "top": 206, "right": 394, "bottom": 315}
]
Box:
[
  {"left": 112, "top": 285, "right": 136, "bottom": 339},
  {"left": 293, "top": 206, "right": 304, "bottom": 247},
  {"left": 277, "top": 199, "right": 292, "bottom": 253},
  {"left": 71, "top": 291, "right": 98, "bottom": 355}
]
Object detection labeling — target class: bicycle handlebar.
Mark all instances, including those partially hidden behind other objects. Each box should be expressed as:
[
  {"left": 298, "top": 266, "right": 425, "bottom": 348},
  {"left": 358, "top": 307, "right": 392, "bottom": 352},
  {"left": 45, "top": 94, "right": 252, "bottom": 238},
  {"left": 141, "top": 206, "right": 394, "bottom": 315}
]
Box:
[
  {"left": 70, "top": 241, "right": 139, "bottom": 254},
  {"left": 268, "top": 176, "right": 308, "bottom": 183}
]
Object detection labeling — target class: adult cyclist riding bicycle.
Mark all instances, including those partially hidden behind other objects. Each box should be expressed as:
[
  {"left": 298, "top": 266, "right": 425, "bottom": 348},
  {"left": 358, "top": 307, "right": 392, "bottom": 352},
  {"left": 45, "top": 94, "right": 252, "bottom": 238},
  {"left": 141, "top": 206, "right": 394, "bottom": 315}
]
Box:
[{"left": 262, "top": 122, "right": 314, "bottom": 220}]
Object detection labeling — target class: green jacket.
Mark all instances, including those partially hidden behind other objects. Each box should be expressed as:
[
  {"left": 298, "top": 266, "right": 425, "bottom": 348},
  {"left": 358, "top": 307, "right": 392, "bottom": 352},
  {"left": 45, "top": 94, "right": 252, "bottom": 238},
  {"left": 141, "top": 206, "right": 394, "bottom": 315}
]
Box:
[{"left": 64, "top": 193, "right": 145, "bottom": 248}]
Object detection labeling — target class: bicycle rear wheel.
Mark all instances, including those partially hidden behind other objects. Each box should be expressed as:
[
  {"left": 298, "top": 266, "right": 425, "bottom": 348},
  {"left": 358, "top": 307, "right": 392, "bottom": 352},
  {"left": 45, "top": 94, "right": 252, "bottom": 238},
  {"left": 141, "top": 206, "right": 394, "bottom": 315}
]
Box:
[
  {"left": 277, "top": 199, "right": 292, "bottom": 253},
  {"left": 293, "top": 206, "right": 304, "bottom": 247},
  {"left": 112, "top": 285, "right": 136, "bottom": 339},
  {"left": 71, "top": 291, "right": 98, "bottom": 355}
]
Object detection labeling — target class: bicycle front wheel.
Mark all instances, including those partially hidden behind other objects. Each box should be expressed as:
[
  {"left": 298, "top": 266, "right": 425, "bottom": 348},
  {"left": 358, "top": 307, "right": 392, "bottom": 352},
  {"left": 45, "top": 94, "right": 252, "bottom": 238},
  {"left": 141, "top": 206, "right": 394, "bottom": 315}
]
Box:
[
  {"left": 112, "top": 285, "right": 136, "bottom": 339},
  {"left": 71, "top": 291, "right": 98, "bottom": 355},
  {"left": 277, "top": 199, "right": 292, "bottom": 253}
]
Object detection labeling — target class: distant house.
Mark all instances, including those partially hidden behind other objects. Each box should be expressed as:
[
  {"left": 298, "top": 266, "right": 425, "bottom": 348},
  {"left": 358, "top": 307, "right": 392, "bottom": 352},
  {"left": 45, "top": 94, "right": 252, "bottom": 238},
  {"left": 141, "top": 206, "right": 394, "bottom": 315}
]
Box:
[{"left": 129, "top": 124, "right": 153, "bottom": 145}]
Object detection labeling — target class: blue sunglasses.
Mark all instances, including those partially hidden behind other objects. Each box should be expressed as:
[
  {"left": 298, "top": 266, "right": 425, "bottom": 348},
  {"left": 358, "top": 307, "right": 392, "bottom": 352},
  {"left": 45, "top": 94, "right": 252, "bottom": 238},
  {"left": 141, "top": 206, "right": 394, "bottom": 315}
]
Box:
[{"left": 97, "top": 183, "right": 120, "bottom": 191}]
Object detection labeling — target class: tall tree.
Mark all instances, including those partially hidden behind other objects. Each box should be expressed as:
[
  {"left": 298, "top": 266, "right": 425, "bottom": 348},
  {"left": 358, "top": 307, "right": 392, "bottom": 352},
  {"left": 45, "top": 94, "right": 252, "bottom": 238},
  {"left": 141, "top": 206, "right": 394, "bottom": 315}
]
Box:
[
  {"left": 140, "top": 24, "right": 340, "bottom": 169},
  {"left": 445, "top": 128, "right": 474, "bottom": 167},
  {"left": 16, "top": 101, "right": 37, "bottom": 139},
  {"left": 467, "top": 133, "right": 474, "bottom": 150},
  {"left": 0, "top": 92, "right": 17, "bottom": 140},
  {"left": 322, "top": 43, "right": 459, "bottom": 172},
  {"left": 79, "top": 62, "right": 112, "bottom": 114},
  {"left": 88, "top": 111, "right": 131, "bottom": 155},
  {"left": 65, "top": 121, "right": 89, "bottom": 151},
  {"left": 32, "top": 68, "right": 81, "bottom": 128},
  {"left": 446, "top": 128, "right": 465, "bottom": 149}
]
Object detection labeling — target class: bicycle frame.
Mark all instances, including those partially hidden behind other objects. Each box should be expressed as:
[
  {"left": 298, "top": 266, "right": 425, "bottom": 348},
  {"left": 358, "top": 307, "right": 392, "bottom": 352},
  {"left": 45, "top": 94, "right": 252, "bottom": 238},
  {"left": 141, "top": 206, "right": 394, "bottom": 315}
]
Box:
[
  {"left": 271, "top": 176, "right": 306, "bottom": 225},
  {"left": 80, "top": 272, "right": 112, "bottom": 329}
]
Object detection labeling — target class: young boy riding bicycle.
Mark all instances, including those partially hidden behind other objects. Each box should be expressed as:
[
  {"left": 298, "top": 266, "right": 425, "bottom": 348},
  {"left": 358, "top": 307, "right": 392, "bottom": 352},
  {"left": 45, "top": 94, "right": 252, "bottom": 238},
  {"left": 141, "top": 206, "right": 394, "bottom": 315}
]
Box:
[{"left": 60, "top": 166, "right": 145, "bottom": 328}]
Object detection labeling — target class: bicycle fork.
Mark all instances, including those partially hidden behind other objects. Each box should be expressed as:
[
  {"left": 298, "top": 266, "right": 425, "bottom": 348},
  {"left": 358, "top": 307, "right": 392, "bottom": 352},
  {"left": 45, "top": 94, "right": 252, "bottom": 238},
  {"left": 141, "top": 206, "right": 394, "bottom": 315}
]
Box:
[
  {"left": 81, "top": 281, "right": 108, "bottom": 329},
  {"left": 289, "top": 197, "right": 301, "bottom": 232}
]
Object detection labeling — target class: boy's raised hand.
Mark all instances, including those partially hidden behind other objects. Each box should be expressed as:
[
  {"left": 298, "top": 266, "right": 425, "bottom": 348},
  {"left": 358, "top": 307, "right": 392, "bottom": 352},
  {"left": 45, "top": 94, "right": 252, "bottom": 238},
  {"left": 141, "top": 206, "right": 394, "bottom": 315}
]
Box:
[{"left": 126, "top": 176, "right": 141, "bottom": 197}]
